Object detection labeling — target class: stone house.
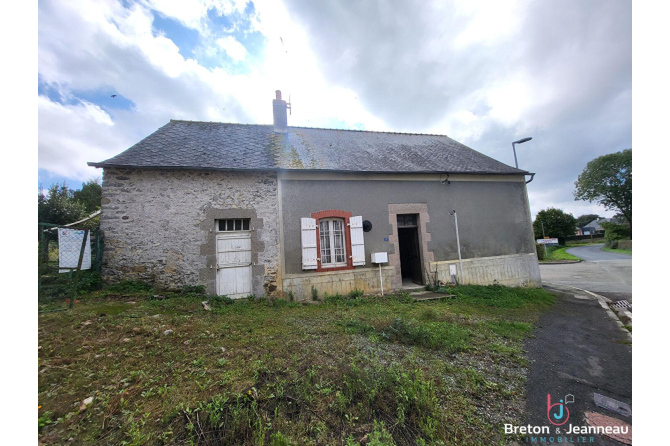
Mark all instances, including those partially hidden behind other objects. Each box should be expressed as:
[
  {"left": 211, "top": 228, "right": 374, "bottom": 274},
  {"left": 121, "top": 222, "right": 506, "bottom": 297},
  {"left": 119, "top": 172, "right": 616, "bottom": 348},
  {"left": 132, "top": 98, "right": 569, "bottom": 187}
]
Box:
[{"left": 89, "top": 91, "right": 541, "bottom": 299}]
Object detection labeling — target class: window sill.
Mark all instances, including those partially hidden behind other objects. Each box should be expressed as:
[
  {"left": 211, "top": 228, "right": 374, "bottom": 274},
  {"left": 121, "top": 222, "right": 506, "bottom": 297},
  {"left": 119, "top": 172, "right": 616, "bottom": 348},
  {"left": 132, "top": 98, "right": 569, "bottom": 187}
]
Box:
[{"left": 315, "top": 265, "right": 355, "bottom": 273}]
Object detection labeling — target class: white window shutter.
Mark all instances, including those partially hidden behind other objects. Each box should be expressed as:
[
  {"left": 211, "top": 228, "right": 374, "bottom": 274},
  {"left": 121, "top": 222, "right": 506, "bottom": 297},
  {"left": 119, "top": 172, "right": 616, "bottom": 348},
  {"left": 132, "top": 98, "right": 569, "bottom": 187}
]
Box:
[
  {"left": 349, "top": 216, "right": 365, "bottom": 266},
  {"left": 301, "top": 218, "right": 318, "bottom": 270}
]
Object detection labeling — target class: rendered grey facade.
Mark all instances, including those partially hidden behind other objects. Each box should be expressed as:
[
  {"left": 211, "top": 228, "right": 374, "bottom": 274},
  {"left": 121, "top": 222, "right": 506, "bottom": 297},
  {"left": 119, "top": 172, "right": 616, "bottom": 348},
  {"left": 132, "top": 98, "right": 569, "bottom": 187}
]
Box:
[{"left": 90, "top": 91, "right": 541, "bottom": 299}]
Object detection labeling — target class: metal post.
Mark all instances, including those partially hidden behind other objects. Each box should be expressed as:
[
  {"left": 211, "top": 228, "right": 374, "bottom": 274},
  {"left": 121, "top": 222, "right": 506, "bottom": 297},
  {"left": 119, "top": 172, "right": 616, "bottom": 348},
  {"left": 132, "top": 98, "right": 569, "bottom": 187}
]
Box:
[
  {"left": 511, "top": 137, "right": 532, "bottom": 169},
  {"left": 39, "top": 227, "right": 46, "bottom": 294},
  {"left": 541, "top": 221, "right": 548, "bottom": 258},
  {"left": 512, "top": 142, "right": 519, "bottom": 169},
  {"left": 450, "top": 210, "right": 464, "bottom": 285},
  {"left": 379, "top": 263, "right": 384, "bottom": 296},
  {"left": 70, "top": 229, "right": 89, "bottom": 309}
]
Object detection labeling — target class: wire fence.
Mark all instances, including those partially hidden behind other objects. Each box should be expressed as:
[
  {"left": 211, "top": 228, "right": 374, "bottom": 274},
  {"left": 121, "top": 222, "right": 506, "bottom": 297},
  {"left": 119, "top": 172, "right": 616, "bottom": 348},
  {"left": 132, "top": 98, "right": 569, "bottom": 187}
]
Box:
[{"left": 38, "top": 222, "right": 103, "bottom": 309}]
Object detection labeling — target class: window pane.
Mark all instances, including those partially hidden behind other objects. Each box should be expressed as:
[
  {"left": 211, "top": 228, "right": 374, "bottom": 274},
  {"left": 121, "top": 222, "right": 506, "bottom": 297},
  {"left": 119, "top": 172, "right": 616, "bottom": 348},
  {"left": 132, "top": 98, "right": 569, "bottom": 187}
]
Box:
[
  {"left": 219, "top": 220, "right": 225, "bottom": 231},
  {"left": 235, "top": 219, "right": 242, "bottom": 230},
  {"left": 225, "top": 220, "right": 232, "bottom": 231},
  {"left": 397, "top": 215, "right": 417, "bottom": 226},
  {"left": 319, "top": 220, "right": 331, "bottom": 264},
  {"left": 243, "top": 219, "right": 250, "bottom": 230},
  {"left": 332, "top": 220, "right": 346, "bottom": 263}
]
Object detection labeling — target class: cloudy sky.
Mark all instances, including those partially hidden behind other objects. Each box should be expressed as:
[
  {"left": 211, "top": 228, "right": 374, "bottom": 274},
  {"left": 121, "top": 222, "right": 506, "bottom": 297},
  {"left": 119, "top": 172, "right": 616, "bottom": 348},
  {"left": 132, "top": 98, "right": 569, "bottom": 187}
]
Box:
[{"left": 37, "top": 0, "right": 631, "bottom": 220}]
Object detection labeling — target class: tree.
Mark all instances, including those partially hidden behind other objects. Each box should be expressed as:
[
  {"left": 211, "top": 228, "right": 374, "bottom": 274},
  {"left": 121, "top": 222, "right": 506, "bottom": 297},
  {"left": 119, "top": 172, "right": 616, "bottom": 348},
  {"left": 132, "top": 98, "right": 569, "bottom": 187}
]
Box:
[
  {"left": 574, "top": 149, "right": 632, "bottom": 228},
  {"left": 533, "top": 208, "right": 577, "bottom": 245},
  {"left": 38, "top": 183, "right": 87, "bottom": 225},
  {"left": 73, "top": 178, "right": 102, "bottom": 213},
  {"left": 575, "top": 214, "right": 601, "bottom": 229}
]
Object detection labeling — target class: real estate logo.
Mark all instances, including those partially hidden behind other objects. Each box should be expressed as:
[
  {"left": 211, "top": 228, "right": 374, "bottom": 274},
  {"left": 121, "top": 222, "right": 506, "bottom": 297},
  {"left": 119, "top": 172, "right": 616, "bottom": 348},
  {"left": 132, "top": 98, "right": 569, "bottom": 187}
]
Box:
[{"left": 546, "top": 393, "right": 574, "bottom": 426}]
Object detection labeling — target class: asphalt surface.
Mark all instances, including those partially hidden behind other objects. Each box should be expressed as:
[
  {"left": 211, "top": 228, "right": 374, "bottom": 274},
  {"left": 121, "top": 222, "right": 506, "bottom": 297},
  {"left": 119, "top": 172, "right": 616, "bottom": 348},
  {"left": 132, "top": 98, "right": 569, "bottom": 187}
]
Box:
[
  {"left": 565, "top": 244, "right": 632, "bottom": 262},
  {"left": 540, "top": 244, "right": 632, "bottom": 303},
  {"left": 523, "top": 285, "right": 632, "bottom": 445}
]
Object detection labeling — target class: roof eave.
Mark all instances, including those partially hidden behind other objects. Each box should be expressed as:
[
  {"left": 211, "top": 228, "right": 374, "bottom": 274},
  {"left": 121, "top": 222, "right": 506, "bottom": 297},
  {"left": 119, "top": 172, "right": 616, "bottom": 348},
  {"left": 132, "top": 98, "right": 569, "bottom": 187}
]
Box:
[{"left": 87, "top": 162, "right": 532, "bottom": 176}]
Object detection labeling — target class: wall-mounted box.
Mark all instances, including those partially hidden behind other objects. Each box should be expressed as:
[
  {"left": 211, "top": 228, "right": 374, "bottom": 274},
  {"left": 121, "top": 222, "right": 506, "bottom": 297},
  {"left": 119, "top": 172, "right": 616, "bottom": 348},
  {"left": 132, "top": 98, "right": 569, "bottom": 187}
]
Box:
[{"left": 371, "top": 252, "right": 388, "bottom": 263}]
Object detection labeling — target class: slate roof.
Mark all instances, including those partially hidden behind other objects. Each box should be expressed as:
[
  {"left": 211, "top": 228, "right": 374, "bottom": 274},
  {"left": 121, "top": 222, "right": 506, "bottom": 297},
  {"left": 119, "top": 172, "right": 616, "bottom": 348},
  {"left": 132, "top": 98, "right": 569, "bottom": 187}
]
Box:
[{"left": 88, "top": 120, "right": 529, "bottom": 175}]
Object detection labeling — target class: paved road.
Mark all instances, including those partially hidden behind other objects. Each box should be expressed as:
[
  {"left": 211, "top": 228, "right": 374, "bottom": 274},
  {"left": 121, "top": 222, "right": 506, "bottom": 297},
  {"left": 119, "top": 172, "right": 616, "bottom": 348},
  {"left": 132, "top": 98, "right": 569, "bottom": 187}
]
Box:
[
  {"left": 565, "top": 244, "right": 632, "bottom": 262},
  {"left": 524, "top": 285, "right": 632, "bottom": 445},
  {"left": 540, "top": 244, "right": 632, "bottom": 303}
]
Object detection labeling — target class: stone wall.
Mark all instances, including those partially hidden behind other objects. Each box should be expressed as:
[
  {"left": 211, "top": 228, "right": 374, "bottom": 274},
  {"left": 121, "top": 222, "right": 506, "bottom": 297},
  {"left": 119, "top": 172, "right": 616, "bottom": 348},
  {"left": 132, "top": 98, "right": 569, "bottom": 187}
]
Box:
[
  {"left": 430, "top": 253, "right": 541, "bottom": 288},
  {"left": 100, "top": 168, "right": 279, "bottom": 295},
  {"left": 282, "top": 266, "right": 396, "bottom": 301}
]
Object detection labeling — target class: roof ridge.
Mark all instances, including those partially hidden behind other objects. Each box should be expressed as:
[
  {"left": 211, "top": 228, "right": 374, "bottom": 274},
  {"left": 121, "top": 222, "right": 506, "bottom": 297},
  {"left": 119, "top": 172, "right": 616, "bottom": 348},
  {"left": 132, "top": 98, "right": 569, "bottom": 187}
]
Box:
[{"left": 168, "top": 119, "right": 451, "bottom": 138}]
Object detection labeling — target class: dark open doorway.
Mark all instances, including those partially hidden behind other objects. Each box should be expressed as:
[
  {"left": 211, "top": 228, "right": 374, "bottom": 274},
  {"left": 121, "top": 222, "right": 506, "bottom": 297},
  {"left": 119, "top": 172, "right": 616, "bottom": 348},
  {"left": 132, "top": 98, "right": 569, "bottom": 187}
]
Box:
[{"left": 397, "top": 214, "right": 423, "bottom": 285}]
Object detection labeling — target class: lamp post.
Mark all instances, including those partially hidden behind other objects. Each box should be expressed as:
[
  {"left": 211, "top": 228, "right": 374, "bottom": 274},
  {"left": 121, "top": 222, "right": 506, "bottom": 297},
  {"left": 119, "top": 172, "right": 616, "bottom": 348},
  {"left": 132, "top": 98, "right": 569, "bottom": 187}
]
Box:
[{"left": 512, "top": 137, "right": 532, "bottom": 169}]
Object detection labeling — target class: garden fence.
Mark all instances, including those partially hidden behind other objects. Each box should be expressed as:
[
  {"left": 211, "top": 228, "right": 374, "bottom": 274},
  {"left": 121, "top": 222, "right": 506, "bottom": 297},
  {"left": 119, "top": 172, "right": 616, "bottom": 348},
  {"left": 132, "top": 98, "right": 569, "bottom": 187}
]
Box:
[{"left": 38, "top": 222, "right": 103, "bottom": 309}]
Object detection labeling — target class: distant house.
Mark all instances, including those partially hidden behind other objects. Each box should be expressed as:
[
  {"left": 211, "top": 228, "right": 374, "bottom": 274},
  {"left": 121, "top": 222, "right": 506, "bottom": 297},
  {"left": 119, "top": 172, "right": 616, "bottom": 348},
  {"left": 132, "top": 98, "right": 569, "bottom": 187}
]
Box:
[
  {"left": 579, "top": 217, "right": 618, "bottom": 235},
  {"left": 88, "top": 91, "right": 541, "bottom": 300}
]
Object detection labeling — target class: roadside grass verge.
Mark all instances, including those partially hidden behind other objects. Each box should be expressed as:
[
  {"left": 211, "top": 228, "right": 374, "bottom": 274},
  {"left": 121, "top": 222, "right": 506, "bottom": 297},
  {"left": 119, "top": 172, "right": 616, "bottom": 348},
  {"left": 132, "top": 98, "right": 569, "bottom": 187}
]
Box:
[
  {"left": 546, "top": 246, "right": 581, "bottom": 261},
  {"left": 602, "top": 246, "right": 632, "bottom": 255},
  {"left": 38, "top": 284, "right": 554, "bottom": 445},
  {"left": 537, "top": 245, "right": 581, "bottom": 262},
  {"left": 565, "top": 239, "right": 604, "bottom": 246}
]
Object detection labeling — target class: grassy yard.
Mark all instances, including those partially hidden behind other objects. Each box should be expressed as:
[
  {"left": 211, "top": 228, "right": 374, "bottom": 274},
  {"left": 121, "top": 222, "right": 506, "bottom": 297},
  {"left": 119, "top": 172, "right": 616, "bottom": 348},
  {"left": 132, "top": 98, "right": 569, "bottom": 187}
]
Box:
[{"left": 38, "top": 284, "right": 555, "bottom": 445}]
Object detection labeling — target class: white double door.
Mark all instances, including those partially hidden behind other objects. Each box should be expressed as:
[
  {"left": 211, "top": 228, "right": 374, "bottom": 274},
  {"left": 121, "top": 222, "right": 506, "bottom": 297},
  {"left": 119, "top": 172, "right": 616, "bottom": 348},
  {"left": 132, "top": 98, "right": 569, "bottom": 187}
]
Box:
[{"left": 216, "top": 232, "right": 252, "bottom": 298}]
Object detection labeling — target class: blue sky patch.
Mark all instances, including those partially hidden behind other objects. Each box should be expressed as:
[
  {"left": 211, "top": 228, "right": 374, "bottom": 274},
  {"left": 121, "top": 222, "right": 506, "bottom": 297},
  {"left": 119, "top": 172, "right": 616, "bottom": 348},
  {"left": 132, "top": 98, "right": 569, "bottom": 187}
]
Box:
[
  {"left": 151, "top": 12, "right": 200, "bottom": 59},
  {"left": 38, "top": 168, "right": 95, "bottom": 190},
  {"left": 75, "top": 89, "right": 135, "bottom": 113},
  {"left": 38, "top": 78, "right": 66, "bottom": 104}
]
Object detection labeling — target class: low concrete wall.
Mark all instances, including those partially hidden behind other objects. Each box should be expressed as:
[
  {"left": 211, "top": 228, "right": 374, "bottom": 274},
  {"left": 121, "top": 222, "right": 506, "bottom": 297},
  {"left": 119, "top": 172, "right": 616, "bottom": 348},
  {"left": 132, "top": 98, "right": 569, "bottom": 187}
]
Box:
[
  {"left": 282, "top": 266, "right": 396, "bottom": 301},
  {"left": 431, "top": 253, "right": 541, "bottom": 287}
]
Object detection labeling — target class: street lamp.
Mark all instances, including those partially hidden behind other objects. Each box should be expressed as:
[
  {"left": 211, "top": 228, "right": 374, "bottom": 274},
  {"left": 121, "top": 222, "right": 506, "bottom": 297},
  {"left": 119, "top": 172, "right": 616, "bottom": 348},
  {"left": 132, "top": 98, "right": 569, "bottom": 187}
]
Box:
[{"left": 512, "top": 137, "right": 532, "bottom": 169}]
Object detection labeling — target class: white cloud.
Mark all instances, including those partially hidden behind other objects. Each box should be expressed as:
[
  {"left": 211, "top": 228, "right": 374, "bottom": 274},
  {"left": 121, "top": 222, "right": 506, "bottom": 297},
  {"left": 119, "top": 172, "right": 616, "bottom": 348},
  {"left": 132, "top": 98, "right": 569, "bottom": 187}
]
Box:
[
  {"left": 216, "top": 36, "right": 247, "bottom": 62},
  {"left": 38, "top": 96, "right": 127, "bottom": 180},
  {"left": 141, "top": 0, "right": 249, "bottom": 33},
  {"left": 37, "top": 0, "right": 631, "bottom": 228}
]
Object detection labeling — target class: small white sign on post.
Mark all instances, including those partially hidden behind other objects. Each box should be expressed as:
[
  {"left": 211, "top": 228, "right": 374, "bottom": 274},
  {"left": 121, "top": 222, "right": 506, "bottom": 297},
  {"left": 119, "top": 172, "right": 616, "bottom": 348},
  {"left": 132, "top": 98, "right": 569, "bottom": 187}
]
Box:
[
  {"left": 371, "top": 252, "right": 388, "bottom": 296},
  {"left": 58, "top": 228, "right": 91, "bottom": 273},
  {"left": 536, "top": 238, "right": 559, "bottom": 245}
]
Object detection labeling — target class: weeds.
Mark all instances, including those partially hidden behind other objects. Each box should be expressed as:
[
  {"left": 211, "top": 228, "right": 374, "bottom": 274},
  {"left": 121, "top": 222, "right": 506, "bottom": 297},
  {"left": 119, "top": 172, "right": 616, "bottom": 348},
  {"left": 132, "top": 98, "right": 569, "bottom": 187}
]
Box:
[
  {"left": 311, "top": 286, "right": 319, "bottom": 301},
  {"left": 181, "top": 285, "right": 206, "bottom": 295},
  {"left": 38, "top": 285, "right": 551, "bottom": 445},
  {"left": 106, "top": 280, "right": 153, "bottom": 294},
  {"left": 380, "top": 318, "right": 471, "bottom": 352},
  {"left": 209, "top": 294, "right": 234, "bottom": 308},
  {"left": 485, "top": 320, "right": 534, "bottom": 339},
  {"left": 449, "top": 285, "right": 555, "bottom": 309}
]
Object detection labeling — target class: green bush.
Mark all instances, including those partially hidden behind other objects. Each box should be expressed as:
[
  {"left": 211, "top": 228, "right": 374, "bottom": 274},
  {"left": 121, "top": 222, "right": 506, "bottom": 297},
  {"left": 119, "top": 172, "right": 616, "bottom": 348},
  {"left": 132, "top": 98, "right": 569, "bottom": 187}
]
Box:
[
  {"left": 77, "top": 271, "right": 103, "bottom": 293},
  {"left": 600, "top": 221, "right": 631, "bottom": 247},
  {"left": 311, "top": 286, "right": 319, "bottom": 301}
]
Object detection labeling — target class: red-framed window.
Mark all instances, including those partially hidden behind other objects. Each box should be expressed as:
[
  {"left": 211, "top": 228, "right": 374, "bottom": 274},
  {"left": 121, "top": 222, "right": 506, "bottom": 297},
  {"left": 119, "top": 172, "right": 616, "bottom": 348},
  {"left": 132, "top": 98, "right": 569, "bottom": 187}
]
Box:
[{"left": 311, "top": 210, "right": 354, "bottom": 272}]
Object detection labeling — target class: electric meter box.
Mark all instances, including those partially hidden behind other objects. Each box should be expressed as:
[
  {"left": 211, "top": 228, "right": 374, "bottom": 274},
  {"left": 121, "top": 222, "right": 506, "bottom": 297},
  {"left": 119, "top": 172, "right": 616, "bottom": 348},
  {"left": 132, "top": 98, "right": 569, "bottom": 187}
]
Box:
[{"left": 371, "top": 252, "right": 388, "bottom": 263}]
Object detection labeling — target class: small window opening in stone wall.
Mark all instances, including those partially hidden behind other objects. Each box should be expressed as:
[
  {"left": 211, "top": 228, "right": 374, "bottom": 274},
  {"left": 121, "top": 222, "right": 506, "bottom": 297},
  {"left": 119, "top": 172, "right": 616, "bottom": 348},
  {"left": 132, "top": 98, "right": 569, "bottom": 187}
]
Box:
[{"left": 218, "top": 219, "right": 250, "bottom": 232}]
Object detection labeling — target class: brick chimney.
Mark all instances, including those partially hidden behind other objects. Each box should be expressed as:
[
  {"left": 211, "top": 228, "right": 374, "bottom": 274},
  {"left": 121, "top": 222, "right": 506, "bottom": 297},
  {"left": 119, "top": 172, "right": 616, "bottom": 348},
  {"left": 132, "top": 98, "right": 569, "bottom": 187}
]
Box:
[{"left": 272, "top": 90, "right": 288, "bottom": 133}]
